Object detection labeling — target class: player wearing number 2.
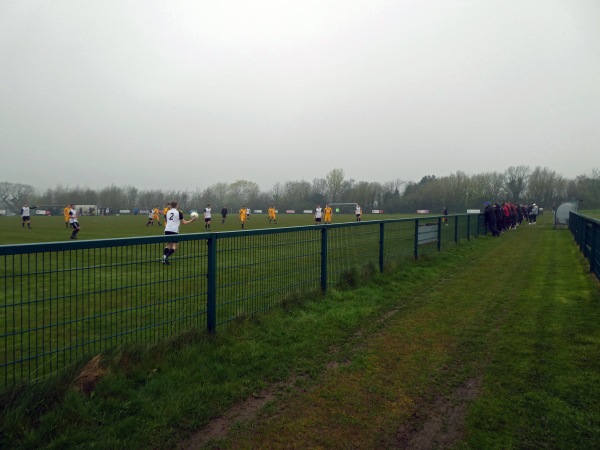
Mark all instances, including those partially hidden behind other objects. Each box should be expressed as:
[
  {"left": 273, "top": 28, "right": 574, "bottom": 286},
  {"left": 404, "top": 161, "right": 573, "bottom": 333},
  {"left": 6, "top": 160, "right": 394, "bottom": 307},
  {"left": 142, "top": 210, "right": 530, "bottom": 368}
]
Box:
[{"left": 161, "top": 201, "right": 197, "bottom": 265}]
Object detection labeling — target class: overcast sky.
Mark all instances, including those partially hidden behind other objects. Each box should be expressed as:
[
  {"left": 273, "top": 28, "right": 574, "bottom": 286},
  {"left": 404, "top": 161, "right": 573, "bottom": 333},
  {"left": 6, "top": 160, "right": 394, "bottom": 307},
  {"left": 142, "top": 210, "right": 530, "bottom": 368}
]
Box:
[{"left": 1, "top": 0, "right": 599, "bottom": 193}]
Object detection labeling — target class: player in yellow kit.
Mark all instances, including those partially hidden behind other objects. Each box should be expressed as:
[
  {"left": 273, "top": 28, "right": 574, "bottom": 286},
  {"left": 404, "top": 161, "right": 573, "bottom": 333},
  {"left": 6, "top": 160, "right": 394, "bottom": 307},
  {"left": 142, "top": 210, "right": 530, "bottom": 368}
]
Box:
[
  {"left": 324, "top": 204, "right": 333, "bottom": 224},
  {"left": 152, "top": 206, "right": 161, "bottom": 226},
  {"left": 268, "top": 206, "right": 277, "bottom": 224},
  {"left": 239, "top": 205, "right": 248, "bottom": 229},
  {"left": 63, "top": 204, "right": 71, "bottom": 228}
]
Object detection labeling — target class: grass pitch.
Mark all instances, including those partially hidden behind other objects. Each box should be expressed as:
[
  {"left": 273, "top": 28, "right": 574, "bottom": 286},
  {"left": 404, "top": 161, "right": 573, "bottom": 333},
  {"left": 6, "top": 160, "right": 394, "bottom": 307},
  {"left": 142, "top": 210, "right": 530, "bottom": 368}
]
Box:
[{"left": 0, "top": 212, "right": 425, "bottom": 246}]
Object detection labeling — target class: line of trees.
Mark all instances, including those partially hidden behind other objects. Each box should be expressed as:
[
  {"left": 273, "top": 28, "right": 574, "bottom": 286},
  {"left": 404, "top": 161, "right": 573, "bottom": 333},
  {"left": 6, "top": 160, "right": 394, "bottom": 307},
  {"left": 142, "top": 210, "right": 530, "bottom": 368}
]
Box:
[{"left": 1, "top": 166, "right": 599, "bottom": 215}]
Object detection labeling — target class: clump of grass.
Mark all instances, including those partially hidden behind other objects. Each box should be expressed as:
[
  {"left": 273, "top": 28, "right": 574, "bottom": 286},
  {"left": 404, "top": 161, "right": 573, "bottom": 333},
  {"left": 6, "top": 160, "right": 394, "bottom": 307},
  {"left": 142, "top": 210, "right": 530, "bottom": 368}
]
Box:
[{"left": 73, "top": 355, "right": 106, "bottom": 396}]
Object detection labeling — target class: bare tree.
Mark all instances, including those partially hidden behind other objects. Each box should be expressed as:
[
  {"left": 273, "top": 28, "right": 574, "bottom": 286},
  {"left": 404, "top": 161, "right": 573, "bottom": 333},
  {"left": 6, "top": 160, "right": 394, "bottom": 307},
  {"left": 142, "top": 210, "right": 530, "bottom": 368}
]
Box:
[
  {"left": 0, "top": 182, "right": 36, "bottom": 212},
  {"left": 228, "top": 180, "right": 260, "bottom": 206},
  {"left": 526, "top": 166, "right": 567, "bottom": 207},
  {"left": 281, "top": 180, "right": 312, "bottom": 210},
  {"left": 325, "top": 168, "right": 345, "bottom": 202},
  {"left": 268, "top": 182, "right": 284, "bottom": 205},
  {"left": 568, "top": 169, "right": 600, "bottom": 209},
  {"left": 504, "top": 166, "right": 531, "bottom": 201},
  {"left": 470, "top": 171, "right": 505, "bottom": 205},
  {"left": 437, "top": 171, "right": 470, "bottom": 211}
]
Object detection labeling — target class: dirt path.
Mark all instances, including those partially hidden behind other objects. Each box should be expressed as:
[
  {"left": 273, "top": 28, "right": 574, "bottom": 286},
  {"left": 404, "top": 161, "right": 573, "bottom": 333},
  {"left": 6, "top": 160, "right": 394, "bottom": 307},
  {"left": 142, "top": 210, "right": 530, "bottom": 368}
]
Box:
[{"left": 179, "top": 225, "right": 556, "bottom": 449}]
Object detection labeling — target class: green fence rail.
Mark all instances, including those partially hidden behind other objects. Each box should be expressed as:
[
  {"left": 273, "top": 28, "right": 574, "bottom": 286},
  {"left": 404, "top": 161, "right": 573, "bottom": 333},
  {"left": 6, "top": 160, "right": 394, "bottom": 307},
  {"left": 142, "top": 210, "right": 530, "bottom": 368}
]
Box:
[
  {"left": 1, "top": 214, "right": 486, "bottom": 388},
  {"left": 569, "top": 212, "right": 600, "bottom": 280}
]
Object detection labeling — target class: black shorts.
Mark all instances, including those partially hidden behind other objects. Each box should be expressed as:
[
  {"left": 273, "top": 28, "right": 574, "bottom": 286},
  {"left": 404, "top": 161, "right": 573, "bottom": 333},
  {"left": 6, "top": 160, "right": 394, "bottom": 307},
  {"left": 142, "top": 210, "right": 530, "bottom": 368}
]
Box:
[
  {"left": 70, "top": 222, "right": 80, "bottom": 230},
  {"left": 315, "top": 218, "right": 322, "bottom": 222},
  {"left": 205, "top": 218, "right": 211, "bottom": 223},
  {"left": 22, "top": 216, "right": 30, "bottom": 222},
  {"left": 164, "top": 230, "right": 178, "bottom": 243}
]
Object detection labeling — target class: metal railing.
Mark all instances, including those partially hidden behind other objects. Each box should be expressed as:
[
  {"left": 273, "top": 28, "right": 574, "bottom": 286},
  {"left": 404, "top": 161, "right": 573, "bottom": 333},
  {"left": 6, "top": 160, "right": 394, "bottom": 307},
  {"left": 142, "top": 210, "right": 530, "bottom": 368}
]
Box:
[
  {"left": 1, "top": 214, "right": 486, "bottom": 388},
  {"left": 569, "top": 212, "right": 600, "bottom": 280}
]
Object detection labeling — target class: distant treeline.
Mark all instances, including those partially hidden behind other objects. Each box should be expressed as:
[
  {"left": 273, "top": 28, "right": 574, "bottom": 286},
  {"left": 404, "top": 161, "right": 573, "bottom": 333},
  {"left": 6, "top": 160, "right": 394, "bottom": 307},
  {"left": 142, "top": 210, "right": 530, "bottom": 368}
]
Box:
[{"left": 1, "top": 166, "right": 599, "bottom": 214}]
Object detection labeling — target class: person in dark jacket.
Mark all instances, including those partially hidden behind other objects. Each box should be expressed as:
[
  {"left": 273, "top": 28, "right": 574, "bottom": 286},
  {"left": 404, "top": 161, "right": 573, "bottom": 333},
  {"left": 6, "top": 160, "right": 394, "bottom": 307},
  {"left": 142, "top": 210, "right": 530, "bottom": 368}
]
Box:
[
  {"left": 483, "top": 202, "right": 500, "bottom": 237},
  {"left": 494, "top": 203, "right": 503, "bottom": 233},
  {"left": 221, "top": 206, "right": 228, "bottom": 224}
]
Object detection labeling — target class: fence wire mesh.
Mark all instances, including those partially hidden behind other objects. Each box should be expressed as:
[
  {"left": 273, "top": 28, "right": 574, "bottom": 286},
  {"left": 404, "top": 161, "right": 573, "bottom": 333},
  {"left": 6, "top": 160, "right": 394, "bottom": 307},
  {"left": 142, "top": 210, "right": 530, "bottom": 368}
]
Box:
[{"left": 1, "top": 214, "right": 486, "bottom": 388}]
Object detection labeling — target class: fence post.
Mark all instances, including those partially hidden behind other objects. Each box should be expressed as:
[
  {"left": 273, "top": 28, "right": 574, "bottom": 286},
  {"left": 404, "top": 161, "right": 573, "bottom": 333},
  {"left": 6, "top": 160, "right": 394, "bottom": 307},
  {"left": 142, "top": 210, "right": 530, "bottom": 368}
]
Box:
[
  {"left": 590, "top": 221, "right": 597, "bottom": 274},
  {"left": 414, "top": 219, "right": 419, "bottom": 259},
  {"left": 454, "top": 215, "right": 458, "bottom": 243},
  {"left": 207, "top": 234, "right": 217, "bottom": 334},
  {"left": 379, "top": 222, "right": 385, "bottom": 272},
  {"left": 437, "top": 217, "right": 442, "bottom": 252},
  {"left": 467, "top": 215, "right": 471, "bottom": 241},
  {"left": 321, "top": 227, "right": 328, "bottom": 292}
]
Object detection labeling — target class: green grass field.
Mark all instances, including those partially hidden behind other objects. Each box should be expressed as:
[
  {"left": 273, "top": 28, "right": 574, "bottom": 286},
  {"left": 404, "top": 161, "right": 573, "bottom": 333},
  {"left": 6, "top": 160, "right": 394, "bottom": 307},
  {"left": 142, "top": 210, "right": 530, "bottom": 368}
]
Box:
[{"left": 0, "top": 212, "right": 427, "bottom": 246}]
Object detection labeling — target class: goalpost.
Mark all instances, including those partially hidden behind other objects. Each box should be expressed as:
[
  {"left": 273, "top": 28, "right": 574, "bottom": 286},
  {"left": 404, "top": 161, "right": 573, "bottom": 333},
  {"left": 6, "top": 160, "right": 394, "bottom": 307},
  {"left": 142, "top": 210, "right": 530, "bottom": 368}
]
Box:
[{"left": 328, "top": 202, "right": 359, "bottom": 213}]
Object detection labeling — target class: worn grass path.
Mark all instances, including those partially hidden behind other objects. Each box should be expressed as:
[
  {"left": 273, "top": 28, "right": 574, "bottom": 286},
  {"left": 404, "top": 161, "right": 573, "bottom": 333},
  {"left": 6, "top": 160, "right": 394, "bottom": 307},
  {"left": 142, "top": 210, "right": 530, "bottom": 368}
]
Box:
[{"left": 197, "top": 220, "right": 600, "bottom": 449}]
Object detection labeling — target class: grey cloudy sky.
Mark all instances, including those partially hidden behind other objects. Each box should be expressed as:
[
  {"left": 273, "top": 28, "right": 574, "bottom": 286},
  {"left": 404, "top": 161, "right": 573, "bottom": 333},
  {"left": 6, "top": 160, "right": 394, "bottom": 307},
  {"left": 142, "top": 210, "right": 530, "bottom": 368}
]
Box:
[{"left": 1, "top": 0, "right": 599, "bottom": 193}]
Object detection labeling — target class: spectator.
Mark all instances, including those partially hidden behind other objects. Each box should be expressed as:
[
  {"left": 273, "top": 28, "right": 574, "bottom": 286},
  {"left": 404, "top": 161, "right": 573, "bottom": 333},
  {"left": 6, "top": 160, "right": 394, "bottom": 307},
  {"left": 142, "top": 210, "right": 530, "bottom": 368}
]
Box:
[
  {"left": 483, "top": 202, "right": 500, "bottom": 237},
  {"left": 529, "top": 203, "right": 539, "bottom": 225}
]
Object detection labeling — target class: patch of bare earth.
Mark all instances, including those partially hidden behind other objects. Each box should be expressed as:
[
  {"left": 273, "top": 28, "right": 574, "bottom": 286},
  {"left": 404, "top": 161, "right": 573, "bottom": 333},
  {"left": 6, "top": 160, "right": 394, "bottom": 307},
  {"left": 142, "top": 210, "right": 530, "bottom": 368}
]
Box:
[
  {"left": 179, "top": 386, "right": 277, "bottom": 449},
  {"left": 179, "top": 307, "right": 479, "bottom": 449},
  {"left": 179, "top": 373, "right": 312, "bottom": 450},
  {"left": 396, "top": 376, "right": 482, "bottom": 449}
]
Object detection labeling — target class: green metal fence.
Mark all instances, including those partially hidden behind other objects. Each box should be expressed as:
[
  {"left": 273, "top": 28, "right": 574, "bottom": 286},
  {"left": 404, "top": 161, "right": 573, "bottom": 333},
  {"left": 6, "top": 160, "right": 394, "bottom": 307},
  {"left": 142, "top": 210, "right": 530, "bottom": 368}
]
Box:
[
  {"left": 569, "top": 212, "right": 600, "bottom": 280},
  {"left": 1, "top": 214, "right": 486, "bottom": 388}
]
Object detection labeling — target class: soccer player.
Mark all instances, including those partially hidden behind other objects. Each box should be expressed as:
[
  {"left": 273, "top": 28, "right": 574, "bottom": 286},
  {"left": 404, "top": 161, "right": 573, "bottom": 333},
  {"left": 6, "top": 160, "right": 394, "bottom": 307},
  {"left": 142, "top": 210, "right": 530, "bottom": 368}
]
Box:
[
  {"left": 162, "top": 201, "right": 197, "bottom": 265},
  {"left": 63, "top": 204, "right": 70, "bottom": 228},
  {"left": 268, "top": 206, "right": 277, "bottom": 224},
  {"left": 314, "top": 205, "right": 323, "bottom": 225},
  {"left": 246, "top": 207, "right": 251, "bottom": 221},
  {"left": 146, "top": 208, "right": 155, "bottom": 226},
  {"left": 163, "top": 203, "right": 170, "bottom": 223},
  {"left": 355, "top": 204, "right": 362, "bottom": 222},
  {"left": 324, "top": 204, "right": 333, "bottom": 224},
  {"left": 239, "top": 205, "right": 248, "bottom": 229},
  {"left": 152, "top": 206, "right": 161, "bottom": 226},
  {"left": 69, "top": 204, "right": 80, "bottom": 239},
  {"left": 204, "top": 204, "right": 212, "bottom": 231},
  {"left": 21, "top": 203, "right": 31, "bottom": 229},
  {"left": 221, "top": 206, "right": 228, "bottom": 224}
]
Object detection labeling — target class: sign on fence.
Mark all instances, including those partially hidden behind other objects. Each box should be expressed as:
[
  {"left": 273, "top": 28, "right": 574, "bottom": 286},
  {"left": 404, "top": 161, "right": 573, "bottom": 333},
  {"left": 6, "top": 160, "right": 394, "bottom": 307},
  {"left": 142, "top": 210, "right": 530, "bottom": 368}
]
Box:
[{"left": 418, "top": 223, "right": 439, "bottom": 245}]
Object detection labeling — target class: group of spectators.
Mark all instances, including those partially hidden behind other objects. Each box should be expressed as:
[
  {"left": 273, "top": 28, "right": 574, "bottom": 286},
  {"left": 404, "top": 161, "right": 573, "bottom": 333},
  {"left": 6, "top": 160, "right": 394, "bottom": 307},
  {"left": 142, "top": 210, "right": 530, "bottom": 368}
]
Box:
[{"left": 483, "top": 202, "right": 540, "bottom": 237}]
